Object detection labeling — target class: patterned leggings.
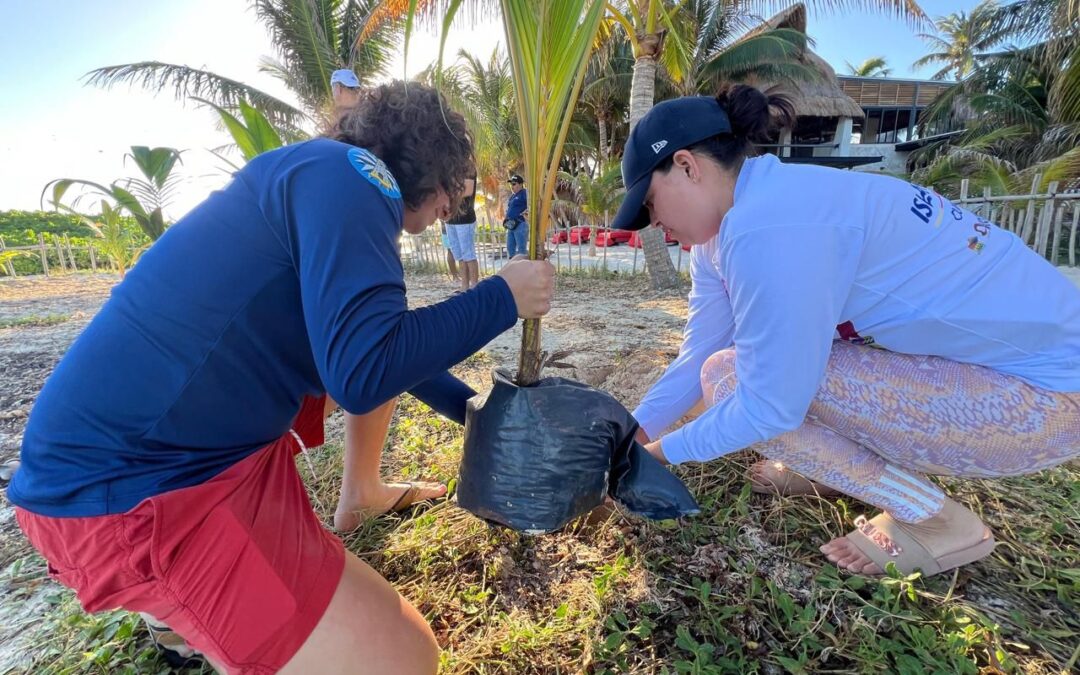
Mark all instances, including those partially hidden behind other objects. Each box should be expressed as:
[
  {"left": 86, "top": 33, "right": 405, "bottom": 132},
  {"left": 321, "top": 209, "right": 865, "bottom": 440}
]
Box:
[{"left": 701, "top": 341, "right": 1080, "bottom": 523}]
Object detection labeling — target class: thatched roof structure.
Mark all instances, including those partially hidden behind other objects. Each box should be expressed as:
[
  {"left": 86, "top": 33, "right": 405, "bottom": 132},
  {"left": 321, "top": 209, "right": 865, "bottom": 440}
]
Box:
[{"left": 740, "top": 4, "right": 865, "bottom": 119}]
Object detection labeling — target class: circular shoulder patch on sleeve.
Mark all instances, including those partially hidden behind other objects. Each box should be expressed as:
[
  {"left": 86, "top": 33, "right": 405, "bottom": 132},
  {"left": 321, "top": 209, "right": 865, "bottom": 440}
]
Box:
[{"left": 347, "top": 147, "right": 402, "bottom": 199}]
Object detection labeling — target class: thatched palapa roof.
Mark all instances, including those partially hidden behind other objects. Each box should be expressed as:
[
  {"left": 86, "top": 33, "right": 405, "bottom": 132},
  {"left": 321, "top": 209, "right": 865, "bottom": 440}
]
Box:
[{"left": 740, "top": 4, "right": 865, "bottom": 119}]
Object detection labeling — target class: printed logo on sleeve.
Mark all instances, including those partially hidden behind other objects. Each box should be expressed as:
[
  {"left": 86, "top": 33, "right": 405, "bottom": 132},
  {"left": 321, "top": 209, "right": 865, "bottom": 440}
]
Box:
[
  {"left": 908, "top": 184, "right": 944, "bottom": 227},
  {"left": 347, "top": 148, "right": 401, "bottom": 199}
]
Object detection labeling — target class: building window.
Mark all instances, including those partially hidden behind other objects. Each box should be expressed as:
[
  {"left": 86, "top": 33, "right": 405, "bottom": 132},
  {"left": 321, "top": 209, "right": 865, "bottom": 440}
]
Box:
[{"left": 854, "top": 107, "right": 918, "bottom": 144}]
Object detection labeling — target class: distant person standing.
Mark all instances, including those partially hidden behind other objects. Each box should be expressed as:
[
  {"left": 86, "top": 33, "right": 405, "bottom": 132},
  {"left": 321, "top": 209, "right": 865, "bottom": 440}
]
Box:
[
  {"left": 504, "top": 174, "right": 529, "bottom": 258},
  {"left": 446, "top": 174, "right": 479, "bottom": 290},
  {"left": 440, "top": 222, "right": 458, "bottom": 282},
  {"left": 331, "top": 69, "right": 362, "bottom": 108}
]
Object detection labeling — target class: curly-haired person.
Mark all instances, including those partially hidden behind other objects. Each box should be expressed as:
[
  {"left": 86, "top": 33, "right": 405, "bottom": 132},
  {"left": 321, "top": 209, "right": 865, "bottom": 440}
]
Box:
[{"left": 9, "top": 81, "right": 554, "bottom": 674}]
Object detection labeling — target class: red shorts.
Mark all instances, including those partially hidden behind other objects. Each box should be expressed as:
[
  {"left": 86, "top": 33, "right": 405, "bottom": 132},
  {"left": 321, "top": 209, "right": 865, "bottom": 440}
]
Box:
[{"left": 15, "top": 395, "right": 344, "bottom": 674}]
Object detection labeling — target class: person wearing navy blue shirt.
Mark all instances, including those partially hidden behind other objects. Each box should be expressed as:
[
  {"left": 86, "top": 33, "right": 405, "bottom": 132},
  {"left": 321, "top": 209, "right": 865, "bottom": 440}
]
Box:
[
  {"left": 504, "top": 173, "right": 529, "bottom": 257},
  {"left": 9, "top": 82, "right": 554, "bottom": 674}
]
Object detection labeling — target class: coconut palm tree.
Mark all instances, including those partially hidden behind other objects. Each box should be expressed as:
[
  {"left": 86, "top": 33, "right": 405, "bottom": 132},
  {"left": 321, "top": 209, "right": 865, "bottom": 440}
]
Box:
[
  {"left": 84, "top": 0, "right": 417, "bottom": 135},
  {"left": 914, "top": 49, "right": 1080, "bottom": 193},
  {"left": 662, "top": 0, "right": 813, "bottom": 96},
  {"left": 847, "top": 56, "right": 892, "bottom": 77},
  {"left": 580, "top": 36, "right": 634, "bottom": 164},
  {"left": 912, "top": 0, "right": 1002, "bottom": 80},
  {"left": 914, "top": 10, "right": 1080, "bottom": 197}
]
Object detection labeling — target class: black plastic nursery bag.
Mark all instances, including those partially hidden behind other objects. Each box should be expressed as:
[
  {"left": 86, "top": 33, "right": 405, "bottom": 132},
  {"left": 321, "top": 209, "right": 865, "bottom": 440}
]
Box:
[{"left": 457, "top": 369, "right": 700, "bottom": 533}]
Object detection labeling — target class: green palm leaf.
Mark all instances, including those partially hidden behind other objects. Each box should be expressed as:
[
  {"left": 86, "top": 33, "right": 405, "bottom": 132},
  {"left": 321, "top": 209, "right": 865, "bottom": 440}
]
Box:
[
  {"left": 84, "top": 61, "right": 308, "bottom": 130},
  {"left": 697, "top": 29, "right": 814, "bottom": 85}
]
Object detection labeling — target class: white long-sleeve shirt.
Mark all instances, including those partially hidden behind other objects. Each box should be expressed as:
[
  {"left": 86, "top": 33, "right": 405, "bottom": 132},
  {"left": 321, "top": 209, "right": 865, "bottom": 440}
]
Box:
[{"left": 633, "top": 153, "right": 1080, "bottom": 465}]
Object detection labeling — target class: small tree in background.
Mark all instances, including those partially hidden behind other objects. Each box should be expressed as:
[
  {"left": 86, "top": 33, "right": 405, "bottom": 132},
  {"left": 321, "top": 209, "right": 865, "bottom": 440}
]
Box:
[
  {"left": 88, "top": 201, "right": 147, "bottom": 278},
  {"left": 43, "top": 146, "right": 184, "bottom": 241},
  {"left": 558, "top": 161, "right": 623, "bottom": 257}
]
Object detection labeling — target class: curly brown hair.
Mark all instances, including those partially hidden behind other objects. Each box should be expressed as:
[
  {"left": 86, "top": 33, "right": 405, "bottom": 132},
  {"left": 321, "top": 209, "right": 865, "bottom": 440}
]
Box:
[{"left": 326, "top": 81, "right": 474, "bottom": 210}]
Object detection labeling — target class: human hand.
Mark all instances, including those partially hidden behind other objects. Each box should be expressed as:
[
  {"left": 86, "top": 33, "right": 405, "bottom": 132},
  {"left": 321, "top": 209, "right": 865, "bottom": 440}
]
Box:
[
  {"left": 497, "top": 256, "right": 555, "bottom": 319},
  {"left": 644, "top": 440, "right": 669, "bottom": 465}
]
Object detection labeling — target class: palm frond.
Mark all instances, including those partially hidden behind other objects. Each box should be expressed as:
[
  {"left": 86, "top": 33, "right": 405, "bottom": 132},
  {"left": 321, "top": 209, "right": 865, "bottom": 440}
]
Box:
[
  {"left": 734, "top": 0, "right": 927, "bottom": 26},
  {"left": 84, "top": 61, "right": 308, "bottom": 130},
  {"left": 697, "top": 29, "right": 812, "bottom": 85},
  {"left": 252, "top": 0, "right": 341, "bottom": 105}
]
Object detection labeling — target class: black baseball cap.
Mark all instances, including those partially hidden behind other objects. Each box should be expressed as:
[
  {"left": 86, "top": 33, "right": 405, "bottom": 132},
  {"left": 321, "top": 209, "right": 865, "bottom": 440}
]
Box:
[
  {"left": 612, "top": 96, "right": 733, "bottom": 230},
  {"left": 508, "top": 174, "right": 524, "bottom": 184}
]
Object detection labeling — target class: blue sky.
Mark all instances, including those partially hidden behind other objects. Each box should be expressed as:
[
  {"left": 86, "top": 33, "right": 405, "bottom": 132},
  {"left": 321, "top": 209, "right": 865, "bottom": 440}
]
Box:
[
  {"left": 0, "top": 0, "right": 982, "bottom": 215},
  {"left": 806, "top": 0, "right": 984, "bottom": 77}
]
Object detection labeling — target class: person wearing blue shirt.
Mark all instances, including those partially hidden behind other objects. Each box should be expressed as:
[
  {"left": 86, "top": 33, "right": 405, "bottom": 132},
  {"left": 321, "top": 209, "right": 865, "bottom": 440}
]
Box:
[
  {"left": 504, "top": 173, "right": 529, "bottom": 257},
  {"left": 613, "top": 85, "right": 1080, "bottom": 581},
  {"left": 9, "top": 82, "right": 554, "bottom": 674}
]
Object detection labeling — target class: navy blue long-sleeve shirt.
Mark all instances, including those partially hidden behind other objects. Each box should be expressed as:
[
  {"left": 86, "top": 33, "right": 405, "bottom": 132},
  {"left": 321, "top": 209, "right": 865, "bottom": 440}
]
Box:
[
  {"left": 506, "top": 188, "right": 528, "bottom": 223},
  {"left": 9, "top": 139, "right": 518, "bottom": 516}
]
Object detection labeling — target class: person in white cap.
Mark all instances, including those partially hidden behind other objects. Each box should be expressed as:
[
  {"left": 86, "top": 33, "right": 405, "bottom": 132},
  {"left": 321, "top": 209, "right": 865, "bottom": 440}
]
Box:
[{"left": 331, "top": 68, "right": 362, "bottom": 107}]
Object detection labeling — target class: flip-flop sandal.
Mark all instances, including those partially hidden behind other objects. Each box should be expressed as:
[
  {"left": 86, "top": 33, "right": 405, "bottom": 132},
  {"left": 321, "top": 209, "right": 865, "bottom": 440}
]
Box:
[
  {"left": 749, "top": 460, "right": 840, "bottom": 497},
  {"left": 843, "top": 502, "right": 996, "bottom": 578},
  {"left": 144, "top": 619, "right": 204, "bottom": 669},
  {"left": 387, "top": 482, "right": 444, "bottom": 514}
]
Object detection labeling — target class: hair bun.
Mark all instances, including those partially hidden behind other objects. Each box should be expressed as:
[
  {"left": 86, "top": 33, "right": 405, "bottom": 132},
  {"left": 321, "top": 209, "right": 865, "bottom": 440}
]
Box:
[{"left": 715, "top": 84, "right": 795, "bottom": 143}]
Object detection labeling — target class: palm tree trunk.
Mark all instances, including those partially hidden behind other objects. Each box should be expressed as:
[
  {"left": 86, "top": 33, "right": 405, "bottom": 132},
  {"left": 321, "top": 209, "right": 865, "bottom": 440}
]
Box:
[
  {"left": 598, "top": 115, "right": 609, "bottom": 163},
  {"left": 629, "top": 50, "right": 658, "bottom": 128},
  {"left": 629, "top": 43, "right": 679, "bottom": 290}
]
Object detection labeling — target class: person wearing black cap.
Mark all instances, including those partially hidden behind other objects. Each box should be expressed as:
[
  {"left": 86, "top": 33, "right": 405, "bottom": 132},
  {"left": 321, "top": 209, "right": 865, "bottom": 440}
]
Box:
[
  {"left": 616, "top": 84, "right": 1080, "bottom": 579},
  {"left": 504, "top": 174, "right": 529, "bottom": 258}
]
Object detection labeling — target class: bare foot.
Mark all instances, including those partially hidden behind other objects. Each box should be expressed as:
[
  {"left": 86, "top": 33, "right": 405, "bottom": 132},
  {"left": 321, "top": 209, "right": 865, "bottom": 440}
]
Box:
[
  {"left": 334, "top": 481, "right": 447, "bottom": 532},
  {"left": 820, "top": 537, "right": 883, "bottom": 575},
  {"left": 750, "top": 460, "right": 839, "bottom": 497}
]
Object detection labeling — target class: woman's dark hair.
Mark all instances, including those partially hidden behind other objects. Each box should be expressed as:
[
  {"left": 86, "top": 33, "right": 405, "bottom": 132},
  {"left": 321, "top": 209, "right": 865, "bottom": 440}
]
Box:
[
  {"left": 657, "top": 83, "right": 796, "bottom": 174},
  {"left": 327, "top": 81, "right": 474, "bottom": 210}
]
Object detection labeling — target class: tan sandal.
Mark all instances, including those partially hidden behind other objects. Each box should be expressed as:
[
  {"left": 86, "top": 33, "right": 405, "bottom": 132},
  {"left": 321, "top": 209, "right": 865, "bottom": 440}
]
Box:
[
  {"left": 843, "top": 498, "right": 996, "bottom": 577},
  {"left": 750, "top": 460, "right": 840, "bottom": 497}
]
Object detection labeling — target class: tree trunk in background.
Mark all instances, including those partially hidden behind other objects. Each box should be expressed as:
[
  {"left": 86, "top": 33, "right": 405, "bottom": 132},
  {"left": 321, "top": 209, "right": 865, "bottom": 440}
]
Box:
[
  {"left": 598, "top": 115, "right": 609, "bottom": 163},
  {"left": 628, "top": 44, "right": 658, "bottom": 129},
  {"left": 628, "top": 34, "right": 679, "bottom": 290}
]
